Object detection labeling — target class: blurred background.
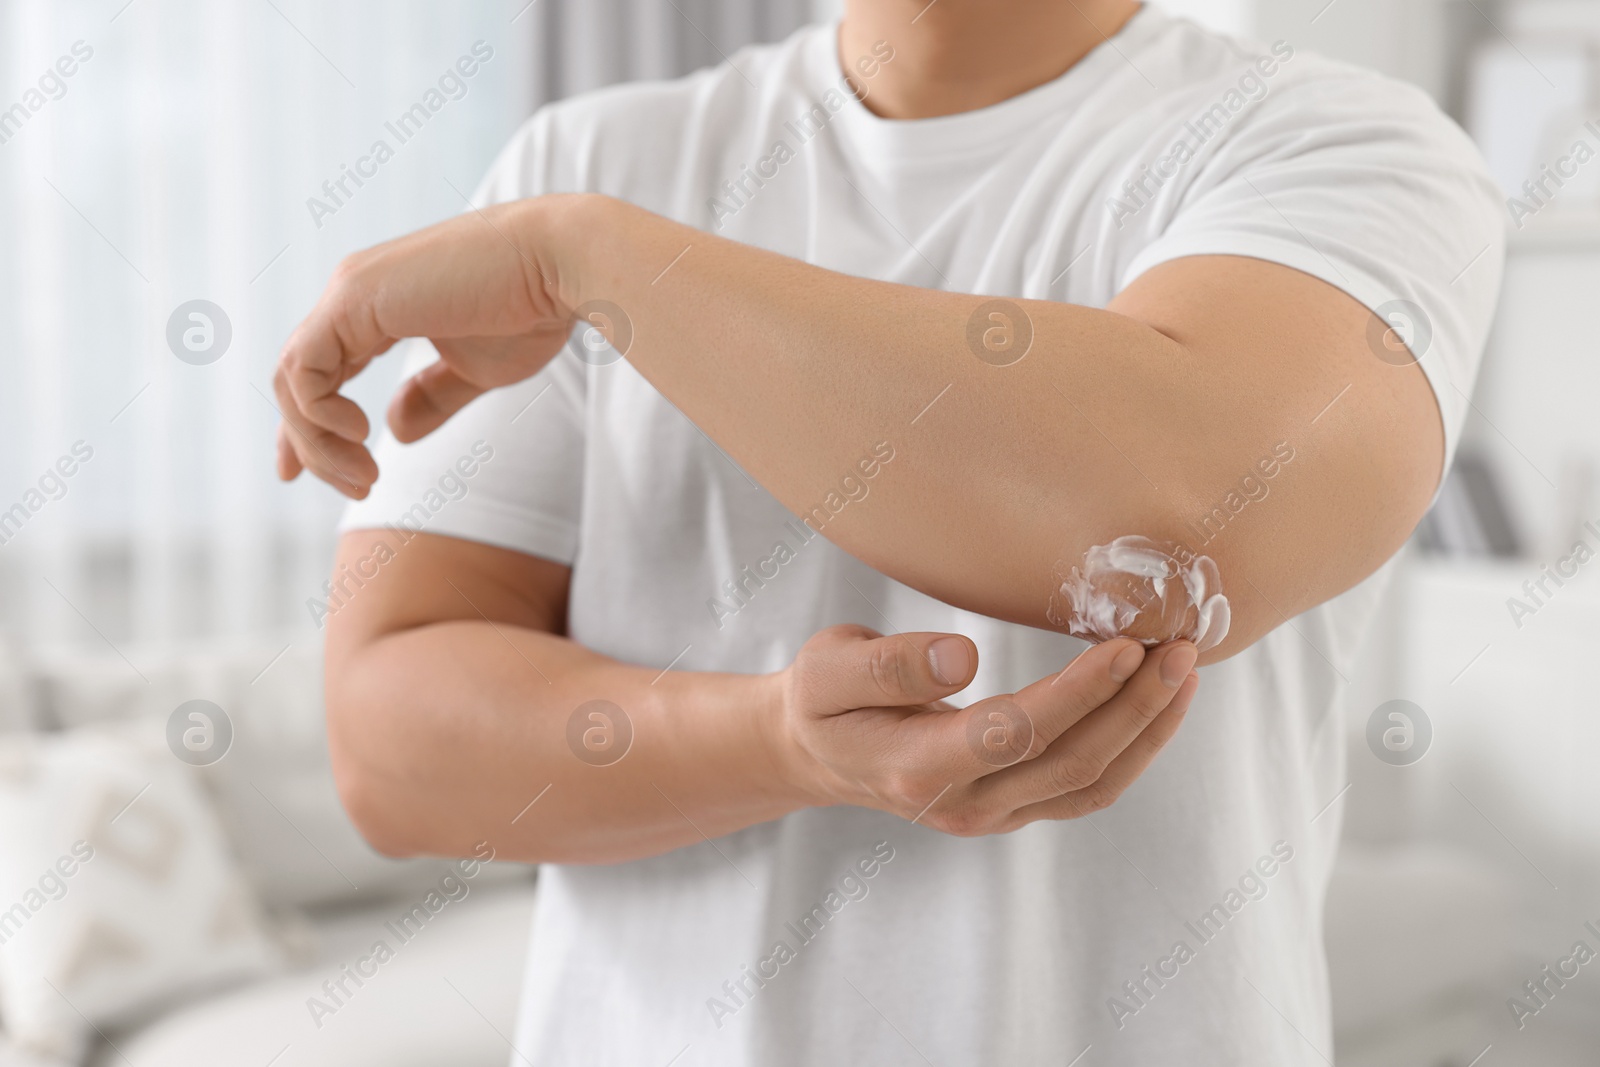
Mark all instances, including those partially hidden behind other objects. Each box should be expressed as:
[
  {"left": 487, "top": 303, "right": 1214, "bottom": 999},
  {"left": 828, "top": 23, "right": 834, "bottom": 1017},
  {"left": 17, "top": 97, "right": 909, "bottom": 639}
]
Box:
[{"left": 0, "top": 0, "right": 1595, "bottom": 1064}]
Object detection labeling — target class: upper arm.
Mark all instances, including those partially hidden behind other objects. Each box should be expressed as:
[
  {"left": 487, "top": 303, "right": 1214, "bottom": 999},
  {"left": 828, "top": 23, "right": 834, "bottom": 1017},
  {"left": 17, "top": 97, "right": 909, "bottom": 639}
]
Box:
[
  {"left": 1106, "top": 253, "right": 1444, "bottom": 661},
  {"left": 324, "top": 529, "right": 571, "bottom": 682},
  {"left": 1080, "top": 74, "right": 1505, "bottom": 663}
]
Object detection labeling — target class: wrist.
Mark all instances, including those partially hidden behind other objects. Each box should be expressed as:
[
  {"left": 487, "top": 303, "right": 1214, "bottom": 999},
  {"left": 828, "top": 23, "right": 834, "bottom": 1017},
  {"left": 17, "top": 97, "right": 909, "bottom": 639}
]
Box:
[
  {"left": 752, "top": 668, "right": 835, "bottom": 810},
  {"left": 760, "top": 667, "right": 859, "bottom": 810},
  {"left": 517, "top": 192, "right": 624, "bottom": 311},
  {"left": 653, "top": 666, "right": 820, "bottom": 815}
]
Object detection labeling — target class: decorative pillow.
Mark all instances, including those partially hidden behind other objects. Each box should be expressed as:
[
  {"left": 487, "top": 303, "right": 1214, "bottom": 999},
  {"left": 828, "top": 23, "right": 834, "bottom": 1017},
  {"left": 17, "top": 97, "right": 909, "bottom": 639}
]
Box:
[
  {"left": 38, "top": 640, "right": 525, "bottom": 911},
  {"left": 0, "top": 725, "right": 282, "bottom": 1058}
]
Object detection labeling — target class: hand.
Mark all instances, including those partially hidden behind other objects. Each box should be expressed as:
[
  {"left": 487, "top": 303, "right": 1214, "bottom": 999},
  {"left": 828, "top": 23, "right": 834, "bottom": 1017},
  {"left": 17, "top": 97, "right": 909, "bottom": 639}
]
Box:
[
  {"left": 272, "top": 195, "right": 596, "bottom": 498},
  {"left": 769, "top": 625, "right": 1199, "bottom": 835}
]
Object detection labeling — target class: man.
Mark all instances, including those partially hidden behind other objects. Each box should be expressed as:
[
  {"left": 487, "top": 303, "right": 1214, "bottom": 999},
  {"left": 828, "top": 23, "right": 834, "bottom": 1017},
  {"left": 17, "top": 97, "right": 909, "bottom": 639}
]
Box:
[{"left": 273, "top": 0, "right": 1503, "bottom": 1062}]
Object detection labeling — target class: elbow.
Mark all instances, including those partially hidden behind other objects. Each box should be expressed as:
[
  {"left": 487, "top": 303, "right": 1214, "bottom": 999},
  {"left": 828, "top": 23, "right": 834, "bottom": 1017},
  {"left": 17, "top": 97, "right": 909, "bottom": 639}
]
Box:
[
  {"left": 324, "top": 659, "right": 425, "bottom": 860},
  {"left": 1047, "top": 530, "right": 1234, "bottom": 657},
  {"left": 330, "top": 753, "right": 422, "bottom": 860}
]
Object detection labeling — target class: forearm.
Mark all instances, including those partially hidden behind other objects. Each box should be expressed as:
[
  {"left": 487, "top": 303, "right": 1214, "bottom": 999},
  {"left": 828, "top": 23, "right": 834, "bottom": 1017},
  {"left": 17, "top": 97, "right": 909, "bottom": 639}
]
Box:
[
  {"left": 551, "top": 197, "right": 1161, "bottom": 619},
  {"left": 329, "top": 620, "right": 805, "bottom": 864},
  {"left": 537, "top": 194, "right": 1436, "bottom": 659}
]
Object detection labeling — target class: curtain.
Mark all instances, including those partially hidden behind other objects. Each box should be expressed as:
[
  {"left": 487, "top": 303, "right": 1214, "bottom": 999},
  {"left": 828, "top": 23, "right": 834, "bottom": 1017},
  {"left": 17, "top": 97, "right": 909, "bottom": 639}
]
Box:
[{"left": 0, "top": 0, "right": 816, "bottom": 655}]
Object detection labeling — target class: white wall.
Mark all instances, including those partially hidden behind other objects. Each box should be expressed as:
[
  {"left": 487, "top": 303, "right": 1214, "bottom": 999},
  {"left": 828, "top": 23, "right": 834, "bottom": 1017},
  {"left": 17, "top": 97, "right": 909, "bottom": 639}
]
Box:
[{"left": 1148, "top": 0, "right": 1252, "bottom": 36}]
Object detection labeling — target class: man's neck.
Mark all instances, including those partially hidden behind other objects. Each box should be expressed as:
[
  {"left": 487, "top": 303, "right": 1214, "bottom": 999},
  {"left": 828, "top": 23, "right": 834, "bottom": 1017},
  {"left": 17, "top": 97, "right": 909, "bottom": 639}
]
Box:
[{"left": 839, "top": 0, "right": 1142, "bottom": 120}]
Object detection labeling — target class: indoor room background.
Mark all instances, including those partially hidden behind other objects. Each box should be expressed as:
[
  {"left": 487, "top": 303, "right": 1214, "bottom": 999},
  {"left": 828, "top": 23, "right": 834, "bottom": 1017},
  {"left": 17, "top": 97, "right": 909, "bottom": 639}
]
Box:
[{"left": 0, "top": 0, "right": 1594, "bottom": 1064}]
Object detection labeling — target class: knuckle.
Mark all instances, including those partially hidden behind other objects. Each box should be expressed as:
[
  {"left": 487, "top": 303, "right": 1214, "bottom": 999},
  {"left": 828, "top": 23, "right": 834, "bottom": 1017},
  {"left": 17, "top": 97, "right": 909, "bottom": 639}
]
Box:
[
  {"left": 991, "top": 812, "right": 1025, "bottom": 834},
  {"left": 831, "top": 623, "right": 879, "bottom": 642},
  {"left": 1018, "top": 727, "right": 1051, "bottom": 762},
  {"left": 1064, "top": 674, "right": 1115, "bottom": 718},
  {"left": 275, "top": 353, "right": 310, "bottom": 409},
  {"left": 1045, "top": 753, "right": 1101, "bottom": 796},
  {"left": 929, "top": 801, "right": 993, "bottom": 838},
  {"left": 865, "top": 641, "right": 911, "bottom": 699},
  {"left": 1124, "top": 686, "right": 1167, "bottom": 726},
  {"left": 329, "top": 252, "right": 365, "bottom": 287},
  {"left": 884, "top": 769, "right": 939, "bottom": 809},
  {"left": 787, "top": 643, "right": 819, "bottom": 685},
  {"left": 1068, "top": 781, "right": 1122, "bottom": 817},
  {"left": 801, "top": 624, "right": 872, "bottom": 666},
  {"left": 1055, "top": 656, "right": 1120, "bottom": 715}
]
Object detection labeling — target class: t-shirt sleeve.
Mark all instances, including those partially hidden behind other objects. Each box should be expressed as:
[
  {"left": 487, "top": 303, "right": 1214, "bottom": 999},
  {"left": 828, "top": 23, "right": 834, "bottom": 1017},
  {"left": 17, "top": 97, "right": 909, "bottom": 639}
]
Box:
[
  {"left": 338, "top": 114, "right": 587, "bottom": 565},
  {"left": 1117, "top": 67, "right": 1507, "bottom": 474}
]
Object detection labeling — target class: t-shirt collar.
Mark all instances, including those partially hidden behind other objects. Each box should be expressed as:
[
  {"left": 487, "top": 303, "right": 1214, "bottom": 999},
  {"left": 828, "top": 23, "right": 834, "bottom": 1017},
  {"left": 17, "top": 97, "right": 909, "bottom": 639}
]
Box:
[{"left": 803, "top": 4, "right": 1166, "bottom": 171}]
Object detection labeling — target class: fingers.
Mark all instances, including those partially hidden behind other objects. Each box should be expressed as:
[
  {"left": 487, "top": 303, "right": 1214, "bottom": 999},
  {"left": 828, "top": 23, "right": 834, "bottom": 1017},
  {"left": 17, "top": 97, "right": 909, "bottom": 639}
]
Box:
[
  {"left": 793, "top": 625, "right": 978, "bottom": 716},
  {"left": 1008, "top": 637, "right": 1149, "bottom": 754},
  {"left": 786, "top": 628, "right": 1199, "bottom": 835},
  {"left": 273, "top": 366, "right": 378, "bottom": 497},
  {"left": 279, "top": 295, "right": 391, "bottom": 444},
  {"left": 271, "top": 212, "right": 575, "bottom": 495},
  {"left": 280, "top": 423, "right": 377, "bottom": 498},
  {"left": 272, "top": 255, "right": 404, "bottom": 495},
  {"left": 300, "top": 389, "right": 371, "bottom": 444},
  {"left": 975, "top": 641, "right": 1197, "bottom": 812},
  {"left": 1005, "top": 670, "right": 1198, "bottom": 825},
  {"left": 944, "top": 639, "right": 1147, "bottom": 783},
  {"left": 270, "top": 272, "right": 390, "bottom": 496},
  {"left": 387, "top": 360, "right": 490, "bottom": 444}
]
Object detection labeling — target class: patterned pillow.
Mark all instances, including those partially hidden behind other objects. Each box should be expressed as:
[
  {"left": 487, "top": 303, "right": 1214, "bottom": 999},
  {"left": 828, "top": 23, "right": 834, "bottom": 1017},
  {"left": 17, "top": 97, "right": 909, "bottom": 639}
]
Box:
[{"left": 0, "top": 725, "right": 282, "bottom": 1058}]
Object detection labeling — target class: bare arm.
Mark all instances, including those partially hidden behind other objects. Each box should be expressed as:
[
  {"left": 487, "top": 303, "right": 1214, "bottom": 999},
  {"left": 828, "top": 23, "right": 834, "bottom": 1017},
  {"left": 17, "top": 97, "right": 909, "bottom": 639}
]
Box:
[
  {"left": 325, "top": 529, "right": 1197, "bottom": 862},
  {"left": 278, "top": 195, "right": 1443, "bottom": 665},
  {"left": 324, "top": 529, "right": 791, "bottom": 863},
  {"left": 534, "top": 199, "right": 1442, "bottom": 660}
]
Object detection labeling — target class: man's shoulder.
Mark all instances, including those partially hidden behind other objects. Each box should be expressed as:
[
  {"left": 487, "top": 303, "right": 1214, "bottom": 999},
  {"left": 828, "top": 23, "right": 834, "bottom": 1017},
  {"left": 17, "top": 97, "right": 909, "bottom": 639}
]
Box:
[
  {"left": 1117, "top": 20, "right": 1486, "bottom": 193},
  {"left": 485, "top": 25, "right": 822, "bottom": 202},
  {"left": 1121, "top": 12, "right": 1445, "bottom": 132}
]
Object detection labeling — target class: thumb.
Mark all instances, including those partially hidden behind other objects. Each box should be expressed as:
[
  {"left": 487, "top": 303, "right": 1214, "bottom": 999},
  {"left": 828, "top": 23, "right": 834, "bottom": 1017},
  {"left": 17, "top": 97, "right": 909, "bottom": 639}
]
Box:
[
  {"left": 797, "top": 626, "right": 978, "bottom": 713},
  {"left": 387, "top": 360, "right": 488, "bottom": 444}
]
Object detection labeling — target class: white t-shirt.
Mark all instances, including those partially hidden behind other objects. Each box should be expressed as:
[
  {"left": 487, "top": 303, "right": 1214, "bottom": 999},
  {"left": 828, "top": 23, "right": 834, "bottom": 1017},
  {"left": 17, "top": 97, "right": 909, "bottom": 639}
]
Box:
[{"left": 342, "top": 9, "right": 1503, "bottom": 1065}]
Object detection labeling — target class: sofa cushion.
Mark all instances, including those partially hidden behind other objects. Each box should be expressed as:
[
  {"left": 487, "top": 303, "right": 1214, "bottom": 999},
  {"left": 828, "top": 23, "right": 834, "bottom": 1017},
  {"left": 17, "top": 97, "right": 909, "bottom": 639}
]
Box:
[
  {"left": 0, "top": 725, "right": 282, "bottom": 1059},
  {"left": 98, "top": 880, "right": 536, "bottom": 1067}
]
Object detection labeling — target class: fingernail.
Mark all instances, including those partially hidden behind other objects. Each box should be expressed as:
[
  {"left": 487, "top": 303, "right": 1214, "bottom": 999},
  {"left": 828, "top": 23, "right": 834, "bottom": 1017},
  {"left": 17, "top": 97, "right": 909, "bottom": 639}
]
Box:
[
  {"left": 1160, "top": 644, "right": 1198, "bottom": 688},
  {"left": 1109, "top": 643, "right": 1145, "bottom": 683},
  {"left": 928, "top": 637, "right": 971, "bottom": 685}
]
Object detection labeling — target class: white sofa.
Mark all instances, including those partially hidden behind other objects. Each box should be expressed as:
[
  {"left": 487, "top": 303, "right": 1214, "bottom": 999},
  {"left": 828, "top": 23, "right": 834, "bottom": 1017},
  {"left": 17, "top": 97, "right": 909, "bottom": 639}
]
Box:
[
  {"left": 95, "top": 880, "right": 535, "bottom": 1067},
  {"left": 0, "top": 637, "right": 535, "bottom": 1067},
  {"left": 2, "top": 605, "right": 1597, "bottom": 1066}
]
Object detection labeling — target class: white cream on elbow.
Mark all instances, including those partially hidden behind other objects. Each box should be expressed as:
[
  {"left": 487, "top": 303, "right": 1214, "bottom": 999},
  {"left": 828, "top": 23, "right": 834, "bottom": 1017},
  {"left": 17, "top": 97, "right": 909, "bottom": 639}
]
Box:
[{"left": 1047, "top": 535, "right": 1231, "bottom": 652}]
